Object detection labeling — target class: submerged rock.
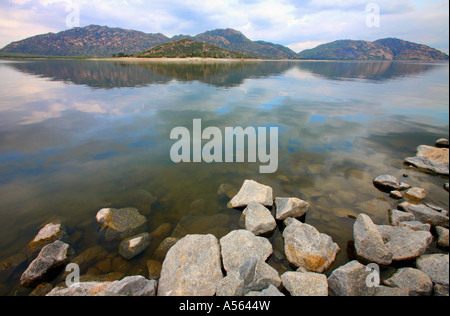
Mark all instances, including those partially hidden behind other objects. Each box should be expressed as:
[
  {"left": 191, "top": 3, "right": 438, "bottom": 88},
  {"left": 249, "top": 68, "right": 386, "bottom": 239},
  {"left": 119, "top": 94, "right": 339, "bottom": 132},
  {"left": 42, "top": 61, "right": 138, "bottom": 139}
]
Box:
[
  {"left": 118, "top": 233, "right": 152, "bottom": 260},
  {"left": 384, "top": 268, "right": 433, "bottom": 296},
  {"left": 218, "top": 183, "right": 239, "bottom": 199},
  {"left": 220, "top": 230, "right": 272, "bottom": 273},
  {"left": 274, "top": 197, "right": 310, "bottom": 221},
  {"left": 228, "top": 180, "right": 273, "bottom": 208},
  {"left": 20, "top": 241, "right": 71, "bottom": 288},
  {"left": 282, "top": 218, "right": 340, "bottom": 273},
  {"left": 281, "top": 271, "right": 328, "bottom": 296},
  {"left": 328, "top": 260, "right": 375, "bottom": 296},
  {"left": 96, "top": 207, "right": 148, "bottom": 241},
  {"left": 353, "top": 214, "right": 393, "bottom": 265},
  {"left": 242, "top": 202, "right": 276, "bottom": 236},
  {"left": 398, "top": 202, "right": 449, "bottom": 228},
  {"left": 373, "top": 175, "right": 411, "bottom": 192},
  {"left": 158, "top": 234, "right": 223, "bottom": 296}
]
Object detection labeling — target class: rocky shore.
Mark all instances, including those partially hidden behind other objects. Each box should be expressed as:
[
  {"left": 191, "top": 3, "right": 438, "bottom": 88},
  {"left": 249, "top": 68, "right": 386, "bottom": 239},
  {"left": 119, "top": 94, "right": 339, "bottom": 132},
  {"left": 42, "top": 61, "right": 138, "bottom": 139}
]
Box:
[{"left": 0, "top": 139, "right": 448, "bottom": 296}]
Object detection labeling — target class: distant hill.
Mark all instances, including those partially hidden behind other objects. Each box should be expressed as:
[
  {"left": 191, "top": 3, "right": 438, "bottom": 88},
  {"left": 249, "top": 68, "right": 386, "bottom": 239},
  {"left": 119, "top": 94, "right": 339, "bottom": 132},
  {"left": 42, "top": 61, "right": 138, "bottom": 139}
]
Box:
[
  {"left": 136, "top": 39, "right": 257, "bottom": 59},
  {"left": 0, "top": 25, "right": 169, "bottom": 57},
  {"left": 298, "top": 38, "right": 449, "bottom": 61}
]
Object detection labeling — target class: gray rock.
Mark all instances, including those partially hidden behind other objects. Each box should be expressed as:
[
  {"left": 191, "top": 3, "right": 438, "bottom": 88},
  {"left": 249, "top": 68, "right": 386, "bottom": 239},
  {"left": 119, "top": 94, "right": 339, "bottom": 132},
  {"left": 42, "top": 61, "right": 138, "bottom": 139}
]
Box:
[
  {"left": 20, "top": 241, "right": 71, "bottom": 287},
  {"left": 281, "top": 271, "right": 328, "bottom": 296},
  {"left": 353, "top": 214, "right": 393, "bottom": 265},
  {"left": 373, "top": 175, "right": 411, "bottom": 192},
  {"left": 377, "top": 225, "right": 433, "bottom": 261},
  {"left": 118, "top": 233, "right": 152, "bottom": 260},
  {"left": 436, "top": 226, "right": 449, "bottom": 248},
  {"left": 416, "top": 254, "right": 449, "bottom": 286},
  {"left": 283, "top": 218, "right": 340, "bottom": 273},
  {"left": 373, "top": 286, "right": 409, "bottom": 296},
  {"left": 274, "top": 197, "right": 310, "bottom": 221},
  {"left": 398, "top": 202, "right": 449, "bottom": 228},
  {"left": 245, "top": 285, "right": 285, "bottom": 296},
  {"left": 405, "top": 156, "right": 449, "bottom": 176},
  {"left": 389, "top": 191, "right": 404, "bottom": 200},
  {"left": 220, "top": 230, "right": 273, "bottom": 273},
  {"left": 328, "top": 260, "right": 376, "bottom": 296},
  {"left": 96, "top": 207, "right": 148, "bottom": 241},
  {"left": 384, "top": 268, "right": 433, "bottom": 296},
  {"left": 404, "top": 187, "right": 426, "bottom": 202},
  {"left": 389, "top": 209, "right": 415, "bottom": 226},
  {"left": 433, "top": 284, "right": 449, "bottom": 296},
  {"left": 217, "top": 258, "right": 281, "bottom": 296},
  {"left": 158, "top": 234, "right": 223, "bottom": 296},
  {"left": 398, "top": 221, "right": 431, "bottom": 232},
  {"left": 47, "top": 276, "right": 157, "bottom": 296},
  {"left": 228, "top": 180, "right": 273, "bottom": 208},
  {"left": 28, "top": 220, "right": 70, "bottom": 251},
  {"left": 436, "top": 138, "right": 449, "bottom": 148},
  {"left": 242, "top": 202, "right": 276, "bottom": 236}
]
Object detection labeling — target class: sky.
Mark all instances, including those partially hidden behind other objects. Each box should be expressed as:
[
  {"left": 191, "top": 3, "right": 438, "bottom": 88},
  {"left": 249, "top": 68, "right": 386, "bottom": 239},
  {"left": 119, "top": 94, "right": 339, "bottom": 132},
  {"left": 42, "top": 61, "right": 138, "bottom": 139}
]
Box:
[{"left": 0, "top": 0, "right": 448, "bottom": 53}]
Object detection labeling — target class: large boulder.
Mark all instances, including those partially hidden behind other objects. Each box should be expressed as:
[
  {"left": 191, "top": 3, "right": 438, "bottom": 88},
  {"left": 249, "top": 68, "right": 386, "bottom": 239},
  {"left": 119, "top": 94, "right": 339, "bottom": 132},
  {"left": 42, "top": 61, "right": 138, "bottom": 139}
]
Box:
[
  {"left": 281, "top": 271, "right": 328, "bottom": 296},
  {"left": 328, "top": 260, "right": 376, "bottom": 296},
  {"left": 20, "top": 241, "right": 71, "bottom": 287},
  {"left": 282, "top": 218, "right": 340, "bottom": 273},
  {"left": 274, "top": 197, "right": 310, "bottom": 221},
  {"left": 220, "top": 230, "right": 272, "bottom": 273},
  {"left": 398, "top": 202, "right": 449, "bottom": 228},
  {"left": 157, "top": 234, "right": 223, "bottom": 296},
  {"left": 416, "top": 254, "right": 449, "bottom": 286},
  {"left": 353, "top": 214, "right": 393, "bottom": 265},
  {"left": 377, "top": 225, "right": 433, "bottom": 261},
  {"left": 96, "top": 207, "right": 148, "bottom": 241},
  {"left": 216, "top": 257, "right": 281, "bottom": 296},
  {"left": 383, "top": 268, "right": 433, "bottom": 296},
  {"left": 118, "top": 233, "right": 152, "bottom": 260},
  {"left": 228, "top": 180, "right": 273, "bottom": 208},
  {"left": 242, "top": 202, "right": 276, "bottom": 236}
]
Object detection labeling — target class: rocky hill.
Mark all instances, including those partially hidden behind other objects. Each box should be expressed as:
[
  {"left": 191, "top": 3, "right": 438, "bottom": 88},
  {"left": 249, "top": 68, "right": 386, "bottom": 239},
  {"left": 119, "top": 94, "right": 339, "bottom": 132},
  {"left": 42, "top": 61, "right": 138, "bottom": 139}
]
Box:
[
  {"left": 136, "top": 39, "right": 257, "bottom": 59},
  {"left": 298, "top": 38, "right": 448, "bottom": 61}
]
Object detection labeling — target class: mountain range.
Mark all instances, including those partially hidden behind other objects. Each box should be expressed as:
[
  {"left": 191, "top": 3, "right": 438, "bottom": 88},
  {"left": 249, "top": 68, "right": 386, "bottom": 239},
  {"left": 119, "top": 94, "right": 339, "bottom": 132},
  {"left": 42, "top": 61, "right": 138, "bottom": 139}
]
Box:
[{"left": 0, "top": 25, "right": 448, "bottom": 61}]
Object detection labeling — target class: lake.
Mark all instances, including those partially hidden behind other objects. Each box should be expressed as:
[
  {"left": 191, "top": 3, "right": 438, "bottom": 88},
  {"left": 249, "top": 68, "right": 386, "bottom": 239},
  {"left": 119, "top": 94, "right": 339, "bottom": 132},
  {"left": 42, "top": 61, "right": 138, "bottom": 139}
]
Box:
[{"left": 0, "top": 58, "right": 448, "bottom": 295}]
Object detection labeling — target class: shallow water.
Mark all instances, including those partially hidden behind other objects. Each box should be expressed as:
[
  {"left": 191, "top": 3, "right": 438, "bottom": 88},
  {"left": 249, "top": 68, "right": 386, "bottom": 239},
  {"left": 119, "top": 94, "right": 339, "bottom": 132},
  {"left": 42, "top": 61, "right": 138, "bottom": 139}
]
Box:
[{"left": 0, "top": 59, "right": 448, "bottom": 295}]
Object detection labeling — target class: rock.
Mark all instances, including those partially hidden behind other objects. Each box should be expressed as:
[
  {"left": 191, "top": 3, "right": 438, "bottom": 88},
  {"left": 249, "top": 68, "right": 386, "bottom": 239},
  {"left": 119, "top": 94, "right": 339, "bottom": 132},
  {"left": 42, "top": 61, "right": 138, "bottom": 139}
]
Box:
[
  {"left": 282, "top": 218, "right": 340, "bottom": 273},
  {"left": 274, "top": 197, "right": 310, "bottom": 221},
  {"left": 373, "top": 175, "right": 411, "bottom": 192},
  {"left": 28, "top": 220, "right": 70, "bottom": 250},
  {"left": 29, "top": 283, "right": 54, "bottom": 296},
  {"left": 220, "top": 230, "right": 273, "bottom": 273},
  {"left": 96, "top": 207, "right": 148, "bottom": 241},
  {"left": 384, "top": 268, "right": 433, "bottom": 296},
  {"left": 158, "top": 234, "right": 223, "bottom": 296},
  {"left": 404, "top": 187, "right": 426, "bottom": 202},
  {"left": 20, "top": 241, "right": 71, "bottom": 287},
  {"left": 0, "top": 253, "right": 28, "bottom": 283},
  {"left": 435, "top": 138, "right": 449, "bottom": 148},
  {"left": 154, "top": 237, "right": 179, "bottom": 261},
  {"left": 281, "top": 271, "right": 328, "bottom": 296},
  {"left": 218, "top": 183, "right": 238, "bottom": 199},
  {"left": 327, "top": 260, "right": 376, "bottom": 296},
  {"left": 68, "top": 246, "right": 108, "bottom": 272},
  {"left": 216, "top": 258, "right": 281, "bottom": 296},
  {"left": 445, "top": 183, "right": 449, "bottom": 192},
  {"left": 353, "top": 214, "right": 393, "bottom": 265},
  {"left": 389, "top": 191, "right": 404, "bottom": 200},
  {"left": 118, "top": 233, "right": 152, "bottom": 260},
  {"left": 405, "top": 145, "right": 449, "bottom": 175},
  {"left": 398, "top": 202, "right": 449, "bottom": 228},
  {"left": 242, "top": 202, "right": 276, "bottom": 236},
  {"left": 228, "top": 180, "right": 273, "bottom": 208},
  {"left": 436, "top": 226, "right": 449, "bottom": 248},
  {"left": 245, "top": 285, "right": 285, "bottom": 296},
  {"left": 146, "top": 260, "right": 162, "bottom": 280},
  {"left": 377, "top": 225, "right": 433, "bottom": 261},
  {"left": 373, "top": 286, "right": 409, "bottom": 296},
  {"left": 433, "top": 284, "right": 449, "bottom": 296},
  {"left": 416, "top": 254, "right": 449, "bottom": 286},
  {"left": 47, "top": 275, "right": 157, "bottom": 296},
  {"left": 389, "top": 209, "right": 415, "bottom": 226},
  {"left": 398, "top": 221, "right": 431, "bottom": 232}
]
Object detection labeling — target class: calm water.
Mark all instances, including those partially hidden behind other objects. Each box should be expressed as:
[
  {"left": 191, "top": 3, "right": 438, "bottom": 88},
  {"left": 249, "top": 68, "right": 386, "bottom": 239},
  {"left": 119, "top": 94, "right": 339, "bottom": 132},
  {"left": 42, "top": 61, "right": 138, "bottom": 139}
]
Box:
[{"left": 0, "top": 59, "right": 448, "bottom": 295}]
